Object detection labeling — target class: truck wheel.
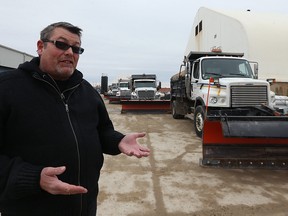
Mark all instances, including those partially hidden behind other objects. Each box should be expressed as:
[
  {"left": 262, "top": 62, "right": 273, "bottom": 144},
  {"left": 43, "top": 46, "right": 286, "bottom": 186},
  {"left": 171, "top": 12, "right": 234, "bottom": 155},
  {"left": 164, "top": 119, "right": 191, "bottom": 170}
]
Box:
[
  {"left": 172, "top": 100, "right": 185, "bottom": 119},
  {"left": 194, "top": 106, "right": 205, "bottom": 137}
]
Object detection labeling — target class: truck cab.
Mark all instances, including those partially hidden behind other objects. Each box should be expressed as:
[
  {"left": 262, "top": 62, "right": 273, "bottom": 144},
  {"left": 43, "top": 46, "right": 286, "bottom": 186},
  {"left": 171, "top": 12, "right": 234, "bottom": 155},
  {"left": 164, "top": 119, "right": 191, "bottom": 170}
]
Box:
[
  {"left": 130, "top": 74, "right": 162, "bottom": 100},
  {"left": 116, "top": 80, "right": 131, "bottom": 98},
  {"left": 189, "top": 56, "right": 269, "bottom": 107}
]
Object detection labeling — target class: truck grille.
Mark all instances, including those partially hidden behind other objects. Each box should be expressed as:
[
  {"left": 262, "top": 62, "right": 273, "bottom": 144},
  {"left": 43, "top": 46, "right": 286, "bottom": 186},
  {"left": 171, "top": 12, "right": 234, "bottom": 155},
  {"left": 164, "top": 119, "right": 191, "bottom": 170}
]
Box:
[
  {"left": 138, "top": 90, "right": 155, "bottom": 99},
  {"left": 121, "top": 90, "right": 131, "bottom": 96},
  {"left": 231, "top": 85, "right": 268, "bottom": 107}
]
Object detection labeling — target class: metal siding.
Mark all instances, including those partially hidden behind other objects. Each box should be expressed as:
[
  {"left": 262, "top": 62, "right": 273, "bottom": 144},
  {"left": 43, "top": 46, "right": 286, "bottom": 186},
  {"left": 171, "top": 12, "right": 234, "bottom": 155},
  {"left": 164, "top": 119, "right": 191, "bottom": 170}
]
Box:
[
  {"left": 0, "top": 44, "right": 34, "bottom": 68},
  {"left": 185, "top": 7, "right": 288, "bottom": 82}
]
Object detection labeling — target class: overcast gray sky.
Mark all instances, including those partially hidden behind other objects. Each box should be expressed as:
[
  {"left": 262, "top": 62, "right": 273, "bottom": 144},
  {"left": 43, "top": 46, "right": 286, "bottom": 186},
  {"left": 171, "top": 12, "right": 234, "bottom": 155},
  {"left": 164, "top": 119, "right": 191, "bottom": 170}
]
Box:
[{"left": 1, "top": 0, "right": 288, "bottom": 86}]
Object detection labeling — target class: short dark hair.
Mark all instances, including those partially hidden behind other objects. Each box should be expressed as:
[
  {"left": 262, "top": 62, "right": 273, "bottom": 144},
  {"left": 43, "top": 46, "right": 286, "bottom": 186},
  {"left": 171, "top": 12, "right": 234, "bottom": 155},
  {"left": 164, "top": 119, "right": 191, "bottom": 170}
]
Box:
[{"left": 40, "top": 22, "right": 82, "bottom": 41}]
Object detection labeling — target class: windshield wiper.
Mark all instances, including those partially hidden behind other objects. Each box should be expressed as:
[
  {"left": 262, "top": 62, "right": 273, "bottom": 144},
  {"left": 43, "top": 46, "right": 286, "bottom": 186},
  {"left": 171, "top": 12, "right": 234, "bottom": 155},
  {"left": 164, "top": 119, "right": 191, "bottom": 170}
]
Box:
[
  {"left": 227, "top": 73, "right": 247, "bottom": 77},
  {"left": 204, "top": 72, "right": 223, "bottom": 78}
]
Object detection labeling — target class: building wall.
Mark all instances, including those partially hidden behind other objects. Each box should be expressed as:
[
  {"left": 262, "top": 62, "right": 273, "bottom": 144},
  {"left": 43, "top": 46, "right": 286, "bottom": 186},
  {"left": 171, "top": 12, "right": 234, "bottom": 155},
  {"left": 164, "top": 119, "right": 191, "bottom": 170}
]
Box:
[
  {"left": 0, "top": 44, "right": 34, "bottom": 71},
  {"left": 185, "top": 7, "right": 288, "bottom": 82},
  {"left": 186, "top": 8, "right": 249, "bottom": 55}
]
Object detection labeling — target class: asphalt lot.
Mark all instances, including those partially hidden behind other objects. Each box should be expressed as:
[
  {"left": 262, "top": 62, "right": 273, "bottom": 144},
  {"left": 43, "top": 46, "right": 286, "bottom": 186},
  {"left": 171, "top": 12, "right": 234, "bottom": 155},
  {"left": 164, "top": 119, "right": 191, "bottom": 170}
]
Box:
[{"left": 97, "top": 98, "right": 288, "bottom": 216}]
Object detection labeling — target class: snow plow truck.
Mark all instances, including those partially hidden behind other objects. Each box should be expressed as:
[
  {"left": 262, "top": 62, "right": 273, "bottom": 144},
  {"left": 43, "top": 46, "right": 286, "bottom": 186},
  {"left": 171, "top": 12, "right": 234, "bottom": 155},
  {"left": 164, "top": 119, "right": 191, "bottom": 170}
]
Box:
[
  {"left": 170, "top": 51, "right": 288, "bottom": 169},
  {"left": 121, "top": 74, "right": 170, "bottom": 113}
]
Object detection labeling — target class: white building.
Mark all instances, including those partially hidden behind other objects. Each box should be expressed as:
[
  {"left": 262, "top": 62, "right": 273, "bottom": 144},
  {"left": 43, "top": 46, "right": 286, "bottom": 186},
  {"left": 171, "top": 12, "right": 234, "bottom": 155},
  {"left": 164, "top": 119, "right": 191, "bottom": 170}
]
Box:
[
  {"left": 0, "top": 44, "right": 34, "bottom": 72},
  {"left": 185, "top": 7, "right": 288, "bottom": 82}
]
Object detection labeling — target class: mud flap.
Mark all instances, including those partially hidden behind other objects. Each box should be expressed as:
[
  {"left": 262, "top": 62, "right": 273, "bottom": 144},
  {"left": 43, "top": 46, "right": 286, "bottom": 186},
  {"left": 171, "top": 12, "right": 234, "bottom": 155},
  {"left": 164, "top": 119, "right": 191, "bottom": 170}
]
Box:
[
  {"left": 200, "top": 115, "right": 288, "bottom": 169},
  {"left": 121, "top": 100, "right": 171, "bottom": 114}
]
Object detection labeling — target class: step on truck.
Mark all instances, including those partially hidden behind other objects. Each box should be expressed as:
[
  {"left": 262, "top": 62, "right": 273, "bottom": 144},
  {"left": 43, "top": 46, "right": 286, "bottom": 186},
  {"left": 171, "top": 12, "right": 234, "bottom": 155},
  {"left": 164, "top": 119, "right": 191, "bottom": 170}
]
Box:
[{"left": 170, "top": 51, "right": 288, "bottom": 169}]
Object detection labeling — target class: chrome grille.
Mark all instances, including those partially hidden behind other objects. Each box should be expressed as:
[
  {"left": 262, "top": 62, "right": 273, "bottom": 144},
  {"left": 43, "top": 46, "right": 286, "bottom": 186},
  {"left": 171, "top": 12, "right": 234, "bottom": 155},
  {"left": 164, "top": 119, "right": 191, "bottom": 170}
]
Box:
[
  {"left": 138, "top": 90, "right": 155, "bottom": 99},
  {"left": 120, "top": 90, "right": 131, "bottom": 96},
  {"left": 231, "top": 85, "right": 268, "bottom": 107}
]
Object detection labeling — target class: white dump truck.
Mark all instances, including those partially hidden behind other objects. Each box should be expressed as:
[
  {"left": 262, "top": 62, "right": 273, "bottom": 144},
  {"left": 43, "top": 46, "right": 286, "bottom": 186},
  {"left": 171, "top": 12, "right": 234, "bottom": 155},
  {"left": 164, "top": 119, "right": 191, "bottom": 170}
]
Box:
[
  {"left": 121, "top": 74, "right": 170, "bottom": 113},
  {"left": 130, "top": 74, "right": 161, "bottom": 100},
  {"left": 170, "top": 51, "right": 288, "bottom": 169},
  {"left": 116, "top": 78, "right": 131, "bottom": 98},
  {"left": 171, "top": 51, "right": 274, "bottom": 137}
]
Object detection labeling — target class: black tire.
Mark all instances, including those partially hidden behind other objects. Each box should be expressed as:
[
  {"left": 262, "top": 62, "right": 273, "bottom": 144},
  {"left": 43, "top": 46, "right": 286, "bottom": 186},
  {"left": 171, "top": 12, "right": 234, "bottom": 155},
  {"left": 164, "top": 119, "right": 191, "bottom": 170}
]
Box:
[
  {"left": 172, "top": 100, "right": 185, "bottom": 119},
  {"left": 194, "top": 106, "right": 205, "bottom": 138}
]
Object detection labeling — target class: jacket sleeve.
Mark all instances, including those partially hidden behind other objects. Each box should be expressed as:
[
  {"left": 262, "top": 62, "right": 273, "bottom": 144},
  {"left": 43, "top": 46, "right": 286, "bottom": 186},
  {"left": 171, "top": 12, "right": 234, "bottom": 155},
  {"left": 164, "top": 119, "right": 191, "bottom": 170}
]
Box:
[
  {"left": 0, "top": 76, "right": 44, "bottom": 201},
  {"left": 96, "top": 93, "right": 125, "bottom": 155},
  {"left": 0, "top": 155, "right": 43, "bottom": 201}
]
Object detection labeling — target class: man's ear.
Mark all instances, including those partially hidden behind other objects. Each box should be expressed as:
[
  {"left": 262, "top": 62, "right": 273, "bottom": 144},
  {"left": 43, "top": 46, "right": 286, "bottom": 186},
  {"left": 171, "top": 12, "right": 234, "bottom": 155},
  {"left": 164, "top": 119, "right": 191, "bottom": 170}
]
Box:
[{"left": 37, "top": 40, "right": 44, "bottom": 55}]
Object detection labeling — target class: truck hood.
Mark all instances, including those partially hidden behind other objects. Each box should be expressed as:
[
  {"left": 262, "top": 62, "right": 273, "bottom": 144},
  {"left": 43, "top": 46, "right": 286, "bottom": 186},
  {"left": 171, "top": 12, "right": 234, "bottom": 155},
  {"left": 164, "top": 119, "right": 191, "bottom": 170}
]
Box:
[
  {"left": 135, "top": 87, "right": 156, "bottom": 91},
  {"left": 218, "top": 78, "right": 268, "bottom": 86}
]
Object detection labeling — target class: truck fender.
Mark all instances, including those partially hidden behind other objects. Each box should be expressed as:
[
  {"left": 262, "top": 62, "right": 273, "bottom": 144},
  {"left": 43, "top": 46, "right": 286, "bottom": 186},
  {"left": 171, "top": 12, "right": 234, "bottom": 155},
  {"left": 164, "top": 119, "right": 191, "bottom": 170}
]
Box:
[{"left": 194, "top": 97, "right": 205, "bottom": 109}]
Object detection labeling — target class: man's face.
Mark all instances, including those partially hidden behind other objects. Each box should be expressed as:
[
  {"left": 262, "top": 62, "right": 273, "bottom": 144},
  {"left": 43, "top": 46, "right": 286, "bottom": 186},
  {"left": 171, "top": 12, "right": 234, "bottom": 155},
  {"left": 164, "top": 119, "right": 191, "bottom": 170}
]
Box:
[{"left": 37, "top": 27, "right": 81, "bottom": 80}]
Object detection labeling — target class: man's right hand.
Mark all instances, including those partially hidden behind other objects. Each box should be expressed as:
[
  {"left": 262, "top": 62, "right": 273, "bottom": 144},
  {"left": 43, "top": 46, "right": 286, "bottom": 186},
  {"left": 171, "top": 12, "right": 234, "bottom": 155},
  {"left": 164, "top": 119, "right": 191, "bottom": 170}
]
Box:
[{"left": 40, "top": 166, "right": 88, "bottom": 195}]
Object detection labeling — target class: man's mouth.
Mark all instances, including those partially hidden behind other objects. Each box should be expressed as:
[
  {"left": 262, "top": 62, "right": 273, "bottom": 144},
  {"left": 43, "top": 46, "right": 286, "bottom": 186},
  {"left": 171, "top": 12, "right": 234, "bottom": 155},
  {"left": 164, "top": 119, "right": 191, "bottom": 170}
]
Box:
[{"left": 60, "top": 60, "right": 73, "bottom": 65}]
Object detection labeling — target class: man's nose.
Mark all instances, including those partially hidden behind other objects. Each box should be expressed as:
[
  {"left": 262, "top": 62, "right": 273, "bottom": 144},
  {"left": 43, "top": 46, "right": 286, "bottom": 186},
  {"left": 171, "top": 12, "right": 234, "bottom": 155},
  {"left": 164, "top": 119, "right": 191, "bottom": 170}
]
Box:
[{"left": 64, "top": 47, "right": 74, "bottom": 55}]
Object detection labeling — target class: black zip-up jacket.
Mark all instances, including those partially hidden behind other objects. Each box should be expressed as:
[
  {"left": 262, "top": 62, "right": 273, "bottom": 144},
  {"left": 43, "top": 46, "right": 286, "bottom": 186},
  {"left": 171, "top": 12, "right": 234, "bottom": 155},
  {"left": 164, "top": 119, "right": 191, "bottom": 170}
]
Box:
[{"left": 0, "top": 57, "right": 124, "bottom": 216}]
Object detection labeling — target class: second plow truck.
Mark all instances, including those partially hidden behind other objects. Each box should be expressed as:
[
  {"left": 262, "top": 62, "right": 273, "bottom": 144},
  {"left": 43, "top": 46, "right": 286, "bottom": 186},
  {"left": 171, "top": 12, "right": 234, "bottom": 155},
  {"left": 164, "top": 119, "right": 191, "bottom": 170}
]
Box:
[
  {"left": 121, "top": 74, "right": 170, "bottom": 113},
  {"left": 170, "top": 51, "right": 288, "bottom": 169}
]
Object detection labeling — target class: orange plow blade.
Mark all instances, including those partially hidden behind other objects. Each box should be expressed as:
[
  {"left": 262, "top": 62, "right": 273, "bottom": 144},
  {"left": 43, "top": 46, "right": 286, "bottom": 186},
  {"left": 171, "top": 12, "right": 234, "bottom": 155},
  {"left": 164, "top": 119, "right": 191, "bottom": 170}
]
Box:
[
  {"left": 121, "top": 100, "right": 171, "bottom": 113},
  {"left": 201, "top": 115, "right": 288, "bottom": 169}
]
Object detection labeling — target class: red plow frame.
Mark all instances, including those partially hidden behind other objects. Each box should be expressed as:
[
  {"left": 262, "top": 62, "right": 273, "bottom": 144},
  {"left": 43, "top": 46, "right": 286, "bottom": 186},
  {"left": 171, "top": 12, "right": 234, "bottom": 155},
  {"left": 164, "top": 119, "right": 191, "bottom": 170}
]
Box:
[
  {"left": 201, "top": 109, "right": 288, "bottom": 169},
  {"left": 121, "top": 100, "right": 171, "bottom": 113}
]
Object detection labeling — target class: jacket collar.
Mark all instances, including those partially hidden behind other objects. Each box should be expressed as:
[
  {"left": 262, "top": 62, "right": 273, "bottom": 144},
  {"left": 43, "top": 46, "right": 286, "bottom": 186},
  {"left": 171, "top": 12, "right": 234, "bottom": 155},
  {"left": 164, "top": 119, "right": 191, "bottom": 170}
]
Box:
[{"left": 19, "top": 57, "right": 83, "bottom": 90}]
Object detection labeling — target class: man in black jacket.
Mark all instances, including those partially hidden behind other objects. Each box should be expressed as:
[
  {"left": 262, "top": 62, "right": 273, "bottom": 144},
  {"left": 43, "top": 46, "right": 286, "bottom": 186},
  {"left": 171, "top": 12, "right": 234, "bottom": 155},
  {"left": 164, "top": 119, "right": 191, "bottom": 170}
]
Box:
[{"left": 0, "top": 22, "right": 150, "bottom": 216}]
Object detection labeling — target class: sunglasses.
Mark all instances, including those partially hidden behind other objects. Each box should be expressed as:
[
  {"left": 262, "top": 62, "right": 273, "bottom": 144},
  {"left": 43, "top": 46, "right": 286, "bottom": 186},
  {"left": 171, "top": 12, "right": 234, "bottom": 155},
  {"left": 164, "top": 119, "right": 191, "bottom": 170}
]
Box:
[{"left": 42, "top": 39, "right": 84, "bottom": 54}]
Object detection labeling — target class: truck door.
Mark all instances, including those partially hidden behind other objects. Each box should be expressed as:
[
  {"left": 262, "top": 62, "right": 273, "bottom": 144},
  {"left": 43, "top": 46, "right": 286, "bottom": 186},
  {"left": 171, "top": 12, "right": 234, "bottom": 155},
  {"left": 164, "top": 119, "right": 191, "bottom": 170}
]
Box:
[
  {"left": 191, "top": 60, "right": 200, "bottom": 100},
  {"left": 185, "top": 62, "right": 193, "bottom": 98}
]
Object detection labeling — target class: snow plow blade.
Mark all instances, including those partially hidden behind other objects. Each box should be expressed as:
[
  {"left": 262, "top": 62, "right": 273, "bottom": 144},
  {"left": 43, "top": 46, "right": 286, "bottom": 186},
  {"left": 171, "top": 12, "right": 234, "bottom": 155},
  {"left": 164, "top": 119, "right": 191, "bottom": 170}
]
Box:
[
  {"left": 200, "top": 115, "right": 288, "bottom": 169},
  {"left": 121, "top": 100, "right": 171, "bottom": 113},
  {"left": 108, "top": 96, "right": 121, "bottom": 104},
  {"left": 108, "top": 96, "right": 131, "bottom": 104}
]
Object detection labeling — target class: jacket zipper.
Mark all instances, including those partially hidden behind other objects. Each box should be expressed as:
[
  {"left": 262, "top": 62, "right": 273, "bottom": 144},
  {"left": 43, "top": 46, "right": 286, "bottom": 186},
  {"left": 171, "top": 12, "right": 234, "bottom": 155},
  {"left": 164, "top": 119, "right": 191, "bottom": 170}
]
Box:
[
  {"left": 64, "top": 101, "right": 83, "bottom": 215},
  {"left": 33, "top": 74, "right": 83, "bottom": 215}
]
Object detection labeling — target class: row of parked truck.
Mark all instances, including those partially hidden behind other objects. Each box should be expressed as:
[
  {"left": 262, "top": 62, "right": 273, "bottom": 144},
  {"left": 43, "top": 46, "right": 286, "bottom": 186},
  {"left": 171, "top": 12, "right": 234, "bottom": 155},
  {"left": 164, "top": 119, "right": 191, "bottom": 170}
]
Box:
[
  {"left": 104, "top": 74, "right": 171, "bottom": 113},
  {"left": 107, "top": 74, "right": 165, "bottom": 100},
  {"left": 103, "top": 7, "right": 288, "bottom": 169},
  {"left": 169, "top": 6, "right": 288, "bottom": 169}
]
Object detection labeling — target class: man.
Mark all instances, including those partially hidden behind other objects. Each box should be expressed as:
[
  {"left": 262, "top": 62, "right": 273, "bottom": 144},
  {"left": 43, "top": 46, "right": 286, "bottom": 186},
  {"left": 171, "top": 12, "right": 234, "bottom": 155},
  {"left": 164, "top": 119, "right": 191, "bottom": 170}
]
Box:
[{"left": 0, "top": 22, "right": 150, "bottom": 216}]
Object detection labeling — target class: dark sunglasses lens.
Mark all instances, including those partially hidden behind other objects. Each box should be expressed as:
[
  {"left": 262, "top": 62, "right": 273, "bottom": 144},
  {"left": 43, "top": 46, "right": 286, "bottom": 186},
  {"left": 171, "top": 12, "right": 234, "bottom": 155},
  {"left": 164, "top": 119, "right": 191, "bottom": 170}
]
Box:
[
  {"left": 55, "top": 41, "right": 84, "bottom": 54},
  {"left": 55, "top": 41, "right": 70, "bottom": 51},
  {"left": 72, "top": 47, "right": 84, "bottom": 54}
]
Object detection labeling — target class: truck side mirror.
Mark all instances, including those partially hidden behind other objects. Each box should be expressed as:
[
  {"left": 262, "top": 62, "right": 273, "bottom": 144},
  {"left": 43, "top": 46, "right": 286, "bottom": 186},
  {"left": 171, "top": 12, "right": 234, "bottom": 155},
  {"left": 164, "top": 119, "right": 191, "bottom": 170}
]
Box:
[
  {"left": 254, "top": 64, "right": 258, "bottom": 79},
  {"left": 266, "top": 78, "right": 276, "bottom": 86},
  {"left": 157, "top": 81, "right": 161, "bottom": 90}
]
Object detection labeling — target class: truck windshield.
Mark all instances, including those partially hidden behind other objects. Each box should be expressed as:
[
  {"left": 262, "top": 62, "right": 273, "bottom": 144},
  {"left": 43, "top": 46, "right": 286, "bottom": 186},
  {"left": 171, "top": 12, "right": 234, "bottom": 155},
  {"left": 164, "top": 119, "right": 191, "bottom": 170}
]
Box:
[
  {"left": 201, "top": 59, "right": 254, "bottom": 79},
  {"left": 119, "top": 83, "right": 129, "bottom": 88},
  {"left": 135, "top": 81, "right": 155, "bottom": 88}
]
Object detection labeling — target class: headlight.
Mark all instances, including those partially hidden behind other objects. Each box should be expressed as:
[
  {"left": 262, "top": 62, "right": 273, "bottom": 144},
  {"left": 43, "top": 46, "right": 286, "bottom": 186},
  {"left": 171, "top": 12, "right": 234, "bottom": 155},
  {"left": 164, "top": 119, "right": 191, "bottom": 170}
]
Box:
[
  {"left": 155, "top": 92, "right": 161, "bottom": 98},
  {"left": 131, "top": 92, "right": 137, "bottom": 99},
  {"left": 209, "top": 97, "right": 218, "bottom": 104}
]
